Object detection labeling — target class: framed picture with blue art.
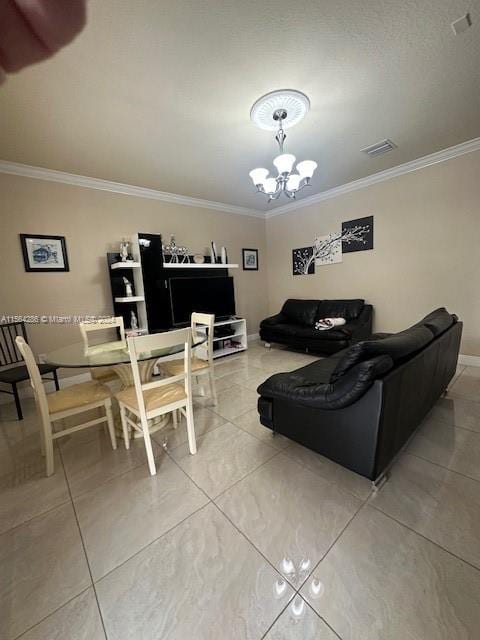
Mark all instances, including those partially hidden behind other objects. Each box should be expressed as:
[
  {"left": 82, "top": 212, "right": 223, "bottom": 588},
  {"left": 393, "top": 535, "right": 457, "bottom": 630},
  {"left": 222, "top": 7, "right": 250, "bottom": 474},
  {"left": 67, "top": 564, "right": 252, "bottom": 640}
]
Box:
[{"left": 20, "top": 234, "right": 69, "bottom": 272}]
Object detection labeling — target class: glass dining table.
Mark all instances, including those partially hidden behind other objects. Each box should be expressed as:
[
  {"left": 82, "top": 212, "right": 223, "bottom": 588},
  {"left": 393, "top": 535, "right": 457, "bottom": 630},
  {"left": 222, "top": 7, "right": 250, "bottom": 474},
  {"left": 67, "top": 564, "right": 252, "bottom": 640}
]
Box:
[{"left": 43, "top": 333, "right": 207, "bottom": 436}]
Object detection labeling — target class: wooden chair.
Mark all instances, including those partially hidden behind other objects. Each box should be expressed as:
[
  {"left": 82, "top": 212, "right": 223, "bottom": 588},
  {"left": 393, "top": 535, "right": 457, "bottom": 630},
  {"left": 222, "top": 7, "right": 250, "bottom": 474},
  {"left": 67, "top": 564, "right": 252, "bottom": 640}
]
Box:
[
  {"left": 160, "top": 312, "right": 217, "bottom": 406},
  {"left": 116, "top": 328, "right": 196, "bottom": 475},
  {"left": 15, "top": 336, "right": 116, "bottom": 477},
  {"left": 79, "top": 316, "right": 125, "bottom": 383},
  {"left": 0, "top": 321, "right": 59, "bottom": 420}
]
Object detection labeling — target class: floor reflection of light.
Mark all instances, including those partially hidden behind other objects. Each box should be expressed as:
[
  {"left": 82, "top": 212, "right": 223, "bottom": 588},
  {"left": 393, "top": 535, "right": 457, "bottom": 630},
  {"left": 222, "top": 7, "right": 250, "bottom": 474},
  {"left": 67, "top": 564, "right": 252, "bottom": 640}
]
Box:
[
  {"left": 274, "top": 578, "right": 288, "bottom": 599},
  {"left": 279, "top": 556, "right": 312, "bottom": 585},
  {"left": 308, "top": 577, "right": 324, "bottom": 599},
  {"left": 289, "top": 595, "right": 306, "bottom": 621}
]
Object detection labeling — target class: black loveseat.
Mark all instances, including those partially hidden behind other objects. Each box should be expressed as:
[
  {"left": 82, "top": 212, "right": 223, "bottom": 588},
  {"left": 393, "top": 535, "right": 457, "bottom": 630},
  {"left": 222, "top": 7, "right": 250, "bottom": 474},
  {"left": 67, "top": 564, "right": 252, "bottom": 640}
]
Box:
[
  {"left": 257, "top": 308, "right": 462, "bottom": 483},
  {"left": 260, "top": 299, "right": 372, "bottom": 355}
]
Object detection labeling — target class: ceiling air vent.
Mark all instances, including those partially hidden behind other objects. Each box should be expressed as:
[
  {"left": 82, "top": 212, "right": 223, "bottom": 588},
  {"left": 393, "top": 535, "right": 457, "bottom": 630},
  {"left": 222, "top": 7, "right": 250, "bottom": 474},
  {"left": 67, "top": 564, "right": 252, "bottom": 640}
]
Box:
[
  {"left": 361, "top": 139, "right": 397, "bottom": 158},
  {"left": 451, "top": 13, "right": 472, "bottom": 35}
]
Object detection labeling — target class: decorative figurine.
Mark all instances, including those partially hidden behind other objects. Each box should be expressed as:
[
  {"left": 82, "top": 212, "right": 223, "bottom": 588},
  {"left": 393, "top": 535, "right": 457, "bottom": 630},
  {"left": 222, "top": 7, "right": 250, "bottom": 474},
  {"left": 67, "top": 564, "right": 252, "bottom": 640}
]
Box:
[
  {"left": 162, "top": 235, "right": 190, "bottom": 263},
  {"left": 120, "top": 239, "right": 130, "bottom": 262},
  {"left": 122, "top": 276, "right": 133, "bottom": 297},
  {"left": 221, "top": 246, "right": 228, "bottom": 264},
  {"left": 130, "top": 310, "right": 138, "bottom": 330}
]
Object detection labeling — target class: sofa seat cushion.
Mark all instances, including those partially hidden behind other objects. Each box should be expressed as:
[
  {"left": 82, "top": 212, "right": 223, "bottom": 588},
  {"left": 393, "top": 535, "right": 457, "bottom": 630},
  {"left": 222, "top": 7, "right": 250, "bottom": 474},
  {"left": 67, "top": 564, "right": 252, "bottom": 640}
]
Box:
[
  {"left": 265, "top": 323, "right": 300, "bottom": 338},
  {"left": 281, "top": 299, "right": 319, "bottom": 327},
  {"left": 315, "top": 299, "right": 364, "bottom": 321},
  {"left": 331, "top": 325, "right": 434, "bottom": 382},
  {"left": 294, "top": 326, "right": 351, "bottom": 341}
]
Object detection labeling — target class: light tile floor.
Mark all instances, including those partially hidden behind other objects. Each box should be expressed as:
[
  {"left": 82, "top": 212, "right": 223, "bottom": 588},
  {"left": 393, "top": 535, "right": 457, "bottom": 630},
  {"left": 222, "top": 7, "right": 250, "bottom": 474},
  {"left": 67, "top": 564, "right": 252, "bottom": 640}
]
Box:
[{"left": 0, "top": 343, "right": 479, "bottom": 639}]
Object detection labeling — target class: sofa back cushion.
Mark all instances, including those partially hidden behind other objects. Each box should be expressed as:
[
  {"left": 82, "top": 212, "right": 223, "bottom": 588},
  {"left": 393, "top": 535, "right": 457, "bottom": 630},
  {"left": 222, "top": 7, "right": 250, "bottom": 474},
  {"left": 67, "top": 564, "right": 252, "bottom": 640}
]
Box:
[
  {"left": 414, "top": 307, "right": 454, "bottom": 337},
  {"left": 316, "top": 299, "right": 364, "bottom": 321},
  {"left": 281, "top": 299, "right": 319, "bottom": 327},
  {"left": 331, "top": 325, "right": 434, "bottom": 382}
]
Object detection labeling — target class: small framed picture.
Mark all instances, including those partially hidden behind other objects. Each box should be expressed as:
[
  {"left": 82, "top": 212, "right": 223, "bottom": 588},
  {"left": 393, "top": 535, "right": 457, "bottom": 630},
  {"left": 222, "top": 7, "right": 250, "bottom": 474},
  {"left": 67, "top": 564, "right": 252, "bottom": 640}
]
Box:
[
  {"left": 242, "top": 248, "right": 258, "bottom": 271},
  {"left": 20, "top": 234, "right": 69, "bottom": 272}
]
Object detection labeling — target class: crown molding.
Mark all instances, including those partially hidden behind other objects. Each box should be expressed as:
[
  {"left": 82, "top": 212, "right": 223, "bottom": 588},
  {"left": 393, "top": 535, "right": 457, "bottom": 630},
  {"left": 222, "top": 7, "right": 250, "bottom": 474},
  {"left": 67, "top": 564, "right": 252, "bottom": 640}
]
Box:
[
  {"left": 266, "top": 136, "right": 480, "bottom": 218},
  {"left": 2, "top": 136, "right": 479, "bottom": 220},
  {"left": 0, "top": 160, "right": 264, "bottom": 219}
]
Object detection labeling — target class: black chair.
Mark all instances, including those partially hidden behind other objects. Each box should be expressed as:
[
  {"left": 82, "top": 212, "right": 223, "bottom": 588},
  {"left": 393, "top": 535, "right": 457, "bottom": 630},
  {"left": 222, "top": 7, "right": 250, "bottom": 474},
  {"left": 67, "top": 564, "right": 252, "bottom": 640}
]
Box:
[{"left": 0, "top": 322, "right": 60, "bottom": 420}]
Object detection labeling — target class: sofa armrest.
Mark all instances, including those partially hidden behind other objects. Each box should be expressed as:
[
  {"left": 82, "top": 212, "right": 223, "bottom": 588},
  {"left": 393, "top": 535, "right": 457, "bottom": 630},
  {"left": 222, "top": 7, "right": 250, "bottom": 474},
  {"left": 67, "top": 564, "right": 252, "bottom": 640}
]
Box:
[
  {"left": 257, "top": 355, "right": 393, "bottom": 410},
  {"left": 260, "top": 313, "right": 286, "bottom": 328}
]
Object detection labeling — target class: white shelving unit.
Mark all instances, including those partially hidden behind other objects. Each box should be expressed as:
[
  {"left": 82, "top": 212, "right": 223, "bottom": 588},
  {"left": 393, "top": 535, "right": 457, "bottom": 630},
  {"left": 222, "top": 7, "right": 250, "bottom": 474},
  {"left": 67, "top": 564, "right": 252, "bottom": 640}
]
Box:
[
  {"left": 114, "top": 296, "right": 144, "bottom": 303},
  {"left": 196, "top": 317, "right": 247, "bottom": 360},
  {"left": 110, "top": 261, "right": 141, "bottom": 270},
  {"left": 163, "top": 262, "right": 238, "bottom": 269}
]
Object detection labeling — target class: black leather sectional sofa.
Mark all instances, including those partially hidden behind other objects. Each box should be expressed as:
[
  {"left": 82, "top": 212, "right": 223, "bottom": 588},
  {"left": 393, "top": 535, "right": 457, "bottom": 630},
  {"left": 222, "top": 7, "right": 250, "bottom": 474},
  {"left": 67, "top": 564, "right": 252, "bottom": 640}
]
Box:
[
  {"left": 257, "top": 308, "right": 462, "bottom": 483},
  {"left": 260, "top": 299, "right": 372, "bottom": 355}
]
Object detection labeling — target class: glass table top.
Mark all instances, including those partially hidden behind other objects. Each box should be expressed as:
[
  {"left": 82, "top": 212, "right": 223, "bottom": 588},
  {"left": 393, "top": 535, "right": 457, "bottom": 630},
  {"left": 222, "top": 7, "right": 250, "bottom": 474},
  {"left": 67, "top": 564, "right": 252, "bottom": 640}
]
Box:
[{"left": 44, "top": 334, "right": 207, "bottom": 368}]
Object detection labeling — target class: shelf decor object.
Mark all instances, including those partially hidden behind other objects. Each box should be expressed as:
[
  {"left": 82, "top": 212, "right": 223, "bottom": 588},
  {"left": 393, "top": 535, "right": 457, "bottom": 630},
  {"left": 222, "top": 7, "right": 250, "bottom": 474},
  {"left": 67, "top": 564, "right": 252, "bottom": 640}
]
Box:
[
  {"left": 20, "top": 234, "right": 69, "bottom": 272},
  {"left": 119, "top": 239, "right": 131, "bottom": 262},
  {"left": 242, "top": 248, "right": 258, "bottom": 271},
  {"left": 248, "top": 89, "right": 317, "bottom": 202},
  {"left": 162, "top": 235, "right": 190, "bottom": 264}
]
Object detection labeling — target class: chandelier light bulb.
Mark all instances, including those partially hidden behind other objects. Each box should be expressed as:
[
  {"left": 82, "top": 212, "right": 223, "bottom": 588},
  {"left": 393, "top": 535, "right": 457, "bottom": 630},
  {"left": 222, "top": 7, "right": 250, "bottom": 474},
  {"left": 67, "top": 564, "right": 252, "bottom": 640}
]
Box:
[
  {"left": 273, "top": 153, "right": 296, "bottom": 175},
  {"left": 264, "top": 178, "right": 278, "bottom": 194},
  {"left": 286, "top": 173, "right": 301, "bottom": 191},
  {"left": 249, "top": 168, "right": 269, "bottom": 186},
  {"left": 296, "top": 160, "right": 317, "bottom": 179}
]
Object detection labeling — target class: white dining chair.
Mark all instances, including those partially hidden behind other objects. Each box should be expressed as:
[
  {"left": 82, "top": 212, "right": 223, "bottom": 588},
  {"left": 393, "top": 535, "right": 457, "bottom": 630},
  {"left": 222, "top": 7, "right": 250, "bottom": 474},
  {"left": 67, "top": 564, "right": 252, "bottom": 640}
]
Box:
[
  {"left": 15, "top": 336, "right": 116, "bottom": 477},
  {"left": 116, "top": 328, "right": 196, "bottom": 475},
  {"left": 79, "top": 316, "right": 125, "bottom": 383},
  {"left": 160, "top": 312, "right": 217, "bottom": 406}
]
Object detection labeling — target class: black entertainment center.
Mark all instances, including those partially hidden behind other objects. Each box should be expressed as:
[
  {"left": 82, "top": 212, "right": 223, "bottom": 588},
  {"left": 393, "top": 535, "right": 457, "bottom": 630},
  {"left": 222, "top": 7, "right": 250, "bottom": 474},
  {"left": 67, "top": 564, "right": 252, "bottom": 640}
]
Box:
[{"left": 106, "top": 233, "right": 247, "bottom": 357}]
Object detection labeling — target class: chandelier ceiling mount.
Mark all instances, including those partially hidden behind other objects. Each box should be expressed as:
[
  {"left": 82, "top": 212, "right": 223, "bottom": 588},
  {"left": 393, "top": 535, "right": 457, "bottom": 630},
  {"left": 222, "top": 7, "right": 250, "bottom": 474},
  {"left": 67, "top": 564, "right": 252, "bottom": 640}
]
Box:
[{"left": 249, "top": 90, "right": 317, "bottom": 202}]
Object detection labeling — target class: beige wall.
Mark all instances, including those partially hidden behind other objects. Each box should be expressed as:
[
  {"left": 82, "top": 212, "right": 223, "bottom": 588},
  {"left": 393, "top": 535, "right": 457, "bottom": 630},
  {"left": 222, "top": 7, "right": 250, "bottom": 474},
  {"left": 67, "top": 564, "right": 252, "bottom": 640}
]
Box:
[
  {"left": 0, "top": 174, "right": 268, "bottom": 376},
  {"left": 266, "top": 150, "right": 480, "bottom": 356},
  {"left": 1, "top": 147, "right": 478, "bottom": 380}
]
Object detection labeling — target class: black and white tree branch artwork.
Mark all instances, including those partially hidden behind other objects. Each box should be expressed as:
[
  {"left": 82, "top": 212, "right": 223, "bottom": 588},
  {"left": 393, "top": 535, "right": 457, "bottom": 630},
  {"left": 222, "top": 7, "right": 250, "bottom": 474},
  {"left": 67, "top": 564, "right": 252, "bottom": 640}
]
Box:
[
  {"left": 292, "top": 246, "right": 314, "bottom": 275},
  {"left": 342, "top": 216, "right": 374, "bottom": 252},
  {"left": 295, "top": 225, "right": 370, "bottom": 275}
]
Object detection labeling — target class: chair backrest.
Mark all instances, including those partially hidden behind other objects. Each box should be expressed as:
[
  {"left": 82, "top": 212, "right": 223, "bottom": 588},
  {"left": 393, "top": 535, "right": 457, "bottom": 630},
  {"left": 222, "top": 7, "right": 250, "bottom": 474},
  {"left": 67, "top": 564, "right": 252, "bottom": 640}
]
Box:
[
  {"left": 127, "top": 328, "right": 192, "bottom": 417},
  {"left": 191, "top": 312, "right": 215, "bottom": 363},
  {"left": 0, "top": 322, "right": 28, "bottom": 367},
  {"left": 15, "top": 336, "right": 50, "bottom": 427},
  {"left": 79, "top": 317, "right": 125, "bottom": 348}
]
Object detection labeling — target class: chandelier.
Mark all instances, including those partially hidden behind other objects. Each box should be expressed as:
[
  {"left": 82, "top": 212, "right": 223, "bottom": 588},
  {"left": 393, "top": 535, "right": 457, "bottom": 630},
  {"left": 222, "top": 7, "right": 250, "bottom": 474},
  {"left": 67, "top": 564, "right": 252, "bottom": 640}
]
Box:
[{"left": 249, "top": 90, "right": 317, "bottom": 202}]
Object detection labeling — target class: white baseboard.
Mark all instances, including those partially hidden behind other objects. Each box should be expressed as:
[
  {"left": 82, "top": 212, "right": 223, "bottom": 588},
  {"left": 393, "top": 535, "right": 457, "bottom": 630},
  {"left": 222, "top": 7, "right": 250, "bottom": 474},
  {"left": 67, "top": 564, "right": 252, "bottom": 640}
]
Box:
[
  {"left": 458, "top": 354, "right": 480, "bottom": 367},
  {"left": 248, "top": 333, "right": 260, "bottom": 342}
]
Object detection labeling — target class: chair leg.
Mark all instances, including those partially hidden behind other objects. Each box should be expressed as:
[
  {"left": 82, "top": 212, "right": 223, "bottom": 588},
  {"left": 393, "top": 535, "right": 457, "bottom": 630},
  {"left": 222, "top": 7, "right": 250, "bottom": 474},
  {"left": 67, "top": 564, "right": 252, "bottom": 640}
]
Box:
[
  {"left": 53, "top": 369, "right": 60, "bottom": 391},
  {"left": 185, "top": 399, "right": 197, "bottom": 455},
  {"left": 208, "top": 370, "right": 217, "bottom": 406},
  {"left": 141, "top": 416, "right": 157, "bottom": 475},
  {"left": 105, "top": 401, "right": 117, "bottom": 450},
  {"left": 45, "top": 434, "right": 55, "bottom": 477},
  {"left": 172, "top": 409, "right": 178, "bottom": 429},
  {"left": 119, "top": 404, "right": 130, "bottom": 449},
  {"left": 12, "top": 383, "right": 23, "bottom": 420}
]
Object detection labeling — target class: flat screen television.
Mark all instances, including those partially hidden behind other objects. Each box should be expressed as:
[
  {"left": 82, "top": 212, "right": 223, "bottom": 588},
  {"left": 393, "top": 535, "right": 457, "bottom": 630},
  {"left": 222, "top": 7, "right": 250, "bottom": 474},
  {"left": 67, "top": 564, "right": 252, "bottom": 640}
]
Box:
[{"left": 169, "top": 276, "right": 236, "bottom": 326}]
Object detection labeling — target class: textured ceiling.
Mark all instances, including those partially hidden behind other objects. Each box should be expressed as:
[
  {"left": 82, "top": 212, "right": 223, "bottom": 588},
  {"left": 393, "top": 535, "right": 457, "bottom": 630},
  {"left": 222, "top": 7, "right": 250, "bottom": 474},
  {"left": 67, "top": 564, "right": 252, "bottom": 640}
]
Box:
[{"left": 0, "top": 0, "right": 479, "bottom": 210}]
